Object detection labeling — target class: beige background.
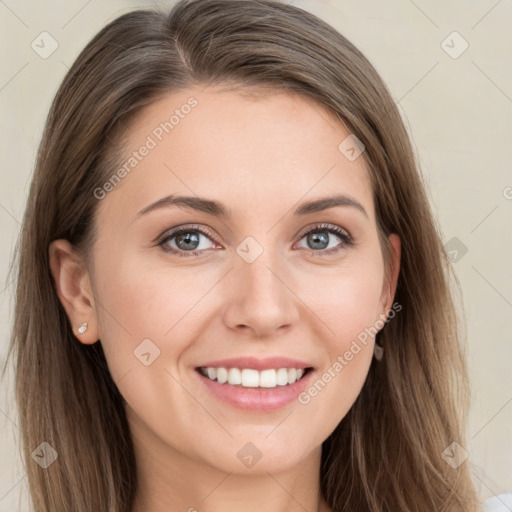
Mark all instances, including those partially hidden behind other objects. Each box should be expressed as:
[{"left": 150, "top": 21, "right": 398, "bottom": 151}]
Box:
[{"left": 1, "top": 0, "right": 511, "bottom": 510}]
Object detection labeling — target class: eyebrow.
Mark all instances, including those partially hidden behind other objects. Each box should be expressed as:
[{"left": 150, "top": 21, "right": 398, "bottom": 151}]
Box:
[{"left": 135, "top": 193, "right": 368, "bottom": 220}]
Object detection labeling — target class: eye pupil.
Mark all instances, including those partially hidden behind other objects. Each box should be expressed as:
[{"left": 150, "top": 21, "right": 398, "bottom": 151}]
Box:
[
  {"left": 176, "top": 232, "right": 200, "bottom": 250},
  {"left": 307, "top": 231, "right": 329, "bottom": 250}
]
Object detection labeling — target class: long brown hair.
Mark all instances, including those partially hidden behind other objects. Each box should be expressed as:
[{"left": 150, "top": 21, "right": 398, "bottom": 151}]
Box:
[{"left": 3, "top": 1, "right": 481, "bottom": 510}]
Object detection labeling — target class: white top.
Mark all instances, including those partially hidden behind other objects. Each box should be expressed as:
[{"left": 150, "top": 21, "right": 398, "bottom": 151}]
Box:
[{"left": 483, "top": 493, "right": 512, "bottom": 511}]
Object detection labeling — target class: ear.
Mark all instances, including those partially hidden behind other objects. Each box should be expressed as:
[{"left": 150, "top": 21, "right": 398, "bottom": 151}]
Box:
[
  {"left": 48, "top": 239, "right": 99, "bottom": 344},
  {"left": 379, "top": 233, "right": 401, "bottom": 317}
]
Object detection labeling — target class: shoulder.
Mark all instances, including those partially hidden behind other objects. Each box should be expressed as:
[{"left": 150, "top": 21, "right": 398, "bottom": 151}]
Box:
[{"left": 483, "top": 493, "right": 512, "bottom": 511}]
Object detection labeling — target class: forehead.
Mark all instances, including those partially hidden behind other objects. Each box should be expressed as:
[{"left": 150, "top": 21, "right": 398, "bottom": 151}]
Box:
[{"left": 98, "top": 85, "right": 375, "bottom": 225}]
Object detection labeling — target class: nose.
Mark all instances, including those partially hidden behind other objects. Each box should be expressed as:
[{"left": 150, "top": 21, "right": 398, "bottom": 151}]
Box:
[{"left": 222, "top": 250, "right": 300, "bottom": 339}]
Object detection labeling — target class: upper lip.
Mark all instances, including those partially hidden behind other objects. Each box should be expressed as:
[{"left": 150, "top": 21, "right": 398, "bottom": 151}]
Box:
[{"left": 196, "top": 356, "right": 314, "bottom": 371}]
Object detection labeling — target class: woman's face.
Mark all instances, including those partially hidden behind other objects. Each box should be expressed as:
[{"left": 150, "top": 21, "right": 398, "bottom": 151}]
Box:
[{"left": 63, "top": 85, "right": 400, "bottom": 474}]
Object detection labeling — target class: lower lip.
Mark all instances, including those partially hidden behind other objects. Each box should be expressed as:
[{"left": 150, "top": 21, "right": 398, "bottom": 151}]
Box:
[{"left": 195, "top": 368, "right": 315, "bottom": 411}]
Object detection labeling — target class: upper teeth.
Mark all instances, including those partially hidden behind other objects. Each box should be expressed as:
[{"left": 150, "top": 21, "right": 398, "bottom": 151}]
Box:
[{"left": 200, "top": 367, "right": 307, "bottom": 388}]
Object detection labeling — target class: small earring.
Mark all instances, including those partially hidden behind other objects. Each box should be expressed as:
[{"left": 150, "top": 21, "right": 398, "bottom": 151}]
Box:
[
  {"left": 373, "top": 341, "right": 384, "bottom": 361},
  {"left": 76, "top": 322, "right": 88, "bottom": 335}
]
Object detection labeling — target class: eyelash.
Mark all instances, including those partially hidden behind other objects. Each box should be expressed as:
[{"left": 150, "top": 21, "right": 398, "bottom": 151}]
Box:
[{"left": 157, "top": 223, "right": 355, "bottom": 258}]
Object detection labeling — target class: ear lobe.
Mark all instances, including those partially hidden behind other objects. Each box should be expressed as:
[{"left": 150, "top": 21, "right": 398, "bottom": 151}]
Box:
[{"left": 48, "top": 239, "right": 99, "bottom": 344}]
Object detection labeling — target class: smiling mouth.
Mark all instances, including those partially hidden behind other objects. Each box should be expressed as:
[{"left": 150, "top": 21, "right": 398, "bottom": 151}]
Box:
[{"left": 195, "top": 366, "right": 314, "bottom": 389}]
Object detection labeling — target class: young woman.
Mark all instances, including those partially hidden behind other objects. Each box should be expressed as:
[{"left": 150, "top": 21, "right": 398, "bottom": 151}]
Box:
[{"left": 4, "top": 0, "right": 487, "bottom": 510}]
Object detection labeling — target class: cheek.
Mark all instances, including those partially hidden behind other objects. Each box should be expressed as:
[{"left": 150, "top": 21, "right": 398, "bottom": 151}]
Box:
[
  {"left": 296, "top": 274, "right": 379, "bottom": 437},
  {"left": 91, "top": 250, "right": 220, "bottom": 378},
  {"left": 98, "top": 259, "right": 199, "bottom": 331},
  {"left": 292, "top": 263, "right": 382, "bottom": 428},
  {"left": 90, "top": 252, "right": 212, "bottom": 442},
  {"left": 298, "top": 344, "right": 373, "bottom": 443},
  {"left": 303, "top": 264, "right": 384, "bottom": 347}
]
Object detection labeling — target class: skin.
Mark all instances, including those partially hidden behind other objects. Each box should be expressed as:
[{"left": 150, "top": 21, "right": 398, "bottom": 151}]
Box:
[{"left": 49, "top": 85, "right": 400, "bottom": 512}]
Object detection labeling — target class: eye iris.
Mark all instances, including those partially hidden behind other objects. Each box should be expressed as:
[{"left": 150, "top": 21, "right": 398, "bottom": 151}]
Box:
[
  {"left": 176, "top": 232, "right": 200, "bottom": 250},
  {"left": 307, "top": 231, "right": 329, "bottom": 250}
]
